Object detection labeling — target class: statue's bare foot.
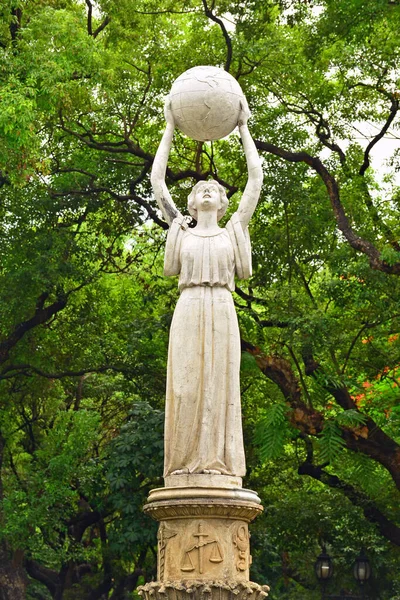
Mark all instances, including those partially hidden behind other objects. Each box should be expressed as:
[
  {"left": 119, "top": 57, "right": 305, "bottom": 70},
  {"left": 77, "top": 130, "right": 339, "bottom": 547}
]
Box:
[
  {"left": 201, "top": 469, "right": 222, "bottom": 475},
  {"left": 171, "top": 469, "right": 189, "bottom": 475}
]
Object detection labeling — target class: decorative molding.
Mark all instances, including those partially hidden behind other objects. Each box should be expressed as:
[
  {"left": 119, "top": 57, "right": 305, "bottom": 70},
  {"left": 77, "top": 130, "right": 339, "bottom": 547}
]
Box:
[
  {"left": 146, "top": 487, "right": 261, "bottom": 505},
  {"left": 138, "top": 580, "right": 270, "bottom": 600},
  {"left": 144, "top": 500, "right": 263, "bottom": 523}
]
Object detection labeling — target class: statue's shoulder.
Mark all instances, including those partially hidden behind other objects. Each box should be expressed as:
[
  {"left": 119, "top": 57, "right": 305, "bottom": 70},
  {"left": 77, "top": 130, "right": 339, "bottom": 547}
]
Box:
[
  {"left": 169, "top": 213, "right": 190, "bottom": 232},
  {"left": 164, "top": 213, "right": 189, "bottom": 277}
]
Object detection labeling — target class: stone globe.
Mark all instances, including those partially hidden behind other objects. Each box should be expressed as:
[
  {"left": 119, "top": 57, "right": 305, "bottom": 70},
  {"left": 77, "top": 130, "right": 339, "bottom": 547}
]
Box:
[{"left": 169, "top": 66, "right": 245, "bottom": 142}]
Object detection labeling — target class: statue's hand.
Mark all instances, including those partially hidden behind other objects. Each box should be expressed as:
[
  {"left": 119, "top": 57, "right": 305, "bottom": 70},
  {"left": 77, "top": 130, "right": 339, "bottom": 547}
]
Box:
[
  {"left": 238, "top": 97, "right": 251, "bottom": 127},
  {"left": 164, "top": 95, "right": 175, "bottom": 126}
]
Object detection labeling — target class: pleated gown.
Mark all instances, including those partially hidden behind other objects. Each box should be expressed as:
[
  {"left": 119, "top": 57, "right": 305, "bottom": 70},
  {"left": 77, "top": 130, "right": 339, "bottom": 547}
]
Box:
[{"left": 163, "top": 213, "right": 251, "bottom": 478}]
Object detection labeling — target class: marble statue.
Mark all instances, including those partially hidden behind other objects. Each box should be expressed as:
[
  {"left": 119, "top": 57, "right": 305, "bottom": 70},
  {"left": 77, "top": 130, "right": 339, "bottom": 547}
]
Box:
[{"left": 151, "top": 67, "right": 263, "bottom": 479}]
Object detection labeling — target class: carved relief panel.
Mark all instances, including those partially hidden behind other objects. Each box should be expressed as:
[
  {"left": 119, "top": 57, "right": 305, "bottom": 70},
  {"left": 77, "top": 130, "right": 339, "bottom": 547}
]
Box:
[
  {"left": 181, "top": 523, "right": 224, "bottom": 574},
  {"left": 232, "top": 523, "right": 251, "bottom": 573},
  {"left": 159, "top": 518, "right": 252, "bottom": 582},
  {"left": 158, "top": 523, "right": 178, "bottom": 580}
]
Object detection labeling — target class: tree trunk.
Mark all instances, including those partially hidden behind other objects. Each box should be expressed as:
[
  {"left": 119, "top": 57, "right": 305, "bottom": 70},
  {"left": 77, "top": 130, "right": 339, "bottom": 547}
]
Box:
[
  {"left": 0, "top": 544, "right": 27, "bottom": 600},
  {"left": 0, "top": 432, "right": 27, "bottom": 600}
]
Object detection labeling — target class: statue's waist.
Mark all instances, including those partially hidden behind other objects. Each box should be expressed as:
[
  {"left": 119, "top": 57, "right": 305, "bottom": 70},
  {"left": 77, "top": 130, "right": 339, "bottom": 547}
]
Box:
[{"left": 178, "top": 284, "right": 233, "bottom": 297}]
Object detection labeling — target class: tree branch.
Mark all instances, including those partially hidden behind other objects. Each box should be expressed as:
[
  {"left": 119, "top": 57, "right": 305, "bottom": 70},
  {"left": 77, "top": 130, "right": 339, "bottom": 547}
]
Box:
[
  {"left": 93, "top": 16, "right": 111, "bottom": 38},
  {"left": 235, "top": 286, "right": 270, "bottom": 306},
  {"left": 302, "top": 348, "right": 400, "bottom": 488},
  {"left": 241, "top": 339, "right": 324, "bottom": 434},
  {"left": 10, "top": 8, "right": 22, "bottom": 42},
  {"left": 85, "top": 0, "right": 110, "bottom": 38},
  {"left": 58, "top": 113, "right": 239, "bottom": 202},
  {"left": 202, "top": 0, "right": 233, "bottom": 72},
  {"left": 298, "top": 460, "right": 400, "bottom": 546},
  {"left": 0, "top": 295, "right": 68, "bottom": 365},
  {"left": 85, "top": 0, "right": 93, "bottom": 36},
  {"left": 359, "top": 177, "right": 400, "bottom": 251},
  {"left": 67, "top": 509, "right": 104, "bottom": 543},
  {"left": 315, "top": 119, "right": 347, "bottom": 166},
  {"left": 50, "top": 180, "right": 168, "bottom": 230},
  {"left": 341, "top": 323, "right": 373, "bottom": 374},
  {"left": 235, "top": 287, "right": 289, "bottom": 326},
  {"left": 25, "top": 561, "right": 59, "bottom": 597},
  {"left": 87, "top": 577, "right": 113, "bottom": 600},
  {"left": 255, "top": 139, "right": 400, "bottom": 275},
  {"left": 0, "top": 364, "right": 130, "bottom": 381},
  {"left": 358, "top": 90, "right": 399, "bottom": 176},
  {"left": 243, "top": 339, "right": 400, "bottom": 490}
]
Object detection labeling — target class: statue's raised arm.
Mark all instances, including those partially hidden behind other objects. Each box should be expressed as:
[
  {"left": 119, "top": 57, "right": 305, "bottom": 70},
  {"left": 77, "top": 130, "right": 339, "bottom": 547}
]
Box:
[
  {"left": 236, "top": 99, "right": 263, "bottom": 230},
  {"left": 150, "top": 98, "right": 181, "bottom": 226}
]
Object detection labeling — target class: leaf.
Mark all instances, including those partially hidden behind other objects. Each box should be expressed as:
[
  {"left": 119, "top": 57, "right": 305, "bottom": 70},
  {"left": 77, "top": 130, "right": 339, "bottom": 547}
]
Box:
[
  {"left": 336, "top": 409, "right": 368, "bottom": 428},
  {"left": 255, "top": 402, "right": 288, "bottom": 460},
  {"left": 319, "top": 420, "right": 346, "bottom": 463}
]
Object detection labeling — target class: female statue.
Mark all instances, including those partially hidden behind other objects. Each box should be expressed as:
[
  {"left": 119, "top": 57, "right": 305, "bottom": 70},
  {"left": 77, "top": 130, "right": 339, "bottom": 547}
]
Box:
[{"left": 151, "top": 97, "right": 263, "bottom": 478}]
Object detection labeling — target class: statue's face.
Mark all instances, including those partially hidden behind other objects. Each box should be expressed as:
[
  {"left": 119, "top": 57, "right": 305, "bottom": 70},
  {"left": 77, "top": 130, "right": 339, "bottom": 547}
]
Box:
[{"left": 194, "top": 182, "right": 221, "bottom": 213}]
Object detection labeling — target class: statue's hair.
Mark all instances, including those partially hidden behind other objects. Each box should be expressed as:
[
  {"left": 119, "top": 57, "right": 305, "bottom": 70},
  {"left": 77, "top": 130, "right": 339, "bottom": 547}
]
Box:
[{"left": 187, "top": 180, "right": 228, "bottom": 222}]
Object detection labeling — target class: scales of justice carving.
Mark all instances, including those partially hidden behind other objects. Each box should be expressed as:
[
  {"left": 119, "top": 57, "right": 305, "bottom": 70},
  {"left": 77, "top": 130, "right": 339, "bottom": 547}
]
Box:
[
  {"left": 139, "top": 66, "right": 270, "bottom": 600},
  {"left": 181, "top": 524, "right": 224, "bottom": 574}
]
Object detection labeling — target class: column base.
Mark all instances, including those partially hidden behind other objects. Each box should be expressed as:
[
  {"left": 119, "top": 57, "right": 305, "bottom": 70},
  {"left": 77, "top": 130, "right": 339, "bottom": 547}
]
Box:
[
  {"left": 164, "top": 474, "right": 243, "bottom": 489},
  {"left": 143, "top": 487, "right": 263, "bottom": 583}
]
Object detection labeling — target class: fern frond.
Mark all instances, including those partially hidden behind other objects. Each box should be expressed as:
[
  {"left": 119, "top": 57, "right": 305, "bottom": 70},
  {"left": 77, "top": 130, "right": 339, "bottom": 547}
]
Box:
[
  {"left": 255, "top": 402, "right": 288, "bottom": 460},
  {"left": 336, "top": 409, "right": 367, "bottom": 428},
  {"left": 319, "top": 420, "right": 346, "bottom": 463}
]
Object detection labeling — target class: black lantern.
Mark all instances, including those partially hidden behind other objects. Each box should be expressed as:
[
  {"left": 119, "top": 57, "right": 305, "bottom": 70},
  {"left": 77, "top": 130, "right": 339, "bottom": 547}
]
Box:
[
  {"left": 353, "top": 549, "right": 371, "bottom": 584},
  {"left": 315, "top": 546, "right": 334, "bottom": 581}
]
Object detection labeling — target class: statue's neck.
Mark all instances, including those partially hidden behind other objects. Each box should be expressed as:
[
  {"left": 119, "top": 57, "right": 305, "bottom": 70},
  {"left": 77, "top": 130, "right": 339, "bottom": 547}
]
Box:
[{"left": 194, "top": 210, "right": 221, "bottom": 235}]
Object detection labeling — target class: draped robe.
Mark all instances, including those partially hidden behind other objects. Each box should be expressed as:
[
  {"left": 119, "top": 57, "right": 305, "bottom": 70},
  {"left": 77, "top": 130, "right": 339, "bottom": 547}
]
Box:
[{"left": 163, "top": 212, "right": 251, "bottom": 477}]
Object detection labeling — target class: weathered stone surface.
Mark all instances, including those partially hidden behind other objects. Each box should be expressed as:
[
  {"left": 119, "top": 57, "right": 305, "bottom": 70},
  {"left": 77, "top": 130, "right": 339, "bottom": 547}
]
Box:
[
  {"left": 169, "top": 66, "right": 245, "bottom": 141},
  {"left": 163, "top": 211, "right": 250, "bottom": 479},
  {"left": 151, "top": 72, "right": 262, "bottom": 482},
  {"left": 164, "top": 474, "right": 242, "bottom": 490},
  {"left": 138, "top": 580, "right": 270, "bottom": 600},
  {"left": 157, "top": 519, "right": 251, "bottom": 581},
  {"left": 144, "top": 488, "right": 262, "bottom": 583},
  {"left": 146, "top": 486, "right": 261, "bottom": 505}
]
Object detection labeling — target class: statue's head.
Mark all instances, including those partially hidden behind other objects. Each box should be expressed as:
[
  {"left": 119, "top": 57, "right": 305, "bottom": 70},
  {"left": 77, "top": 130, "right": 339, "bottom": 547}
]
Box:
[{"left": 187, "top": 180, "right": 228, "bottom": 222}]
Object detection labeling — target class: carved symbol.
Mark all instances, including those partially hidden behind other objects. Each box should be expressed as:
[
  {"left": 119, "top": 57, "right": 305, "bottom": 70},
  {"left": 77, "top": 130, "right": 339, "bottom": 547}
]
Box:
[
  {"left": 209, "top": 543, "right": 223, "bottom": 563},
  {"left": 158, "top": 523, "right": 177, "bottom": 579},
  {"left": 181, "top": 552, "right": 195, "bottom": 572},
  {"left": 181, "top": 523, "right": 223, "bottom": 574},
  {"left": 232, "top": 524, "right": 249, "bottom": 571}
]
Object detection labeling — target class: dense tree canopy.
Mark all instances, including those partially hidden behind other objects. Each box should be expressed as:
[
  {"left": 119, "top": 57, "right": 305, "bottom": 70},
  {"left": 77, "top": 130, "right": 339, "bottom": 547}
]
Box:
[{"left": 0, "top": 1, "right": 399, "bottom": 599}]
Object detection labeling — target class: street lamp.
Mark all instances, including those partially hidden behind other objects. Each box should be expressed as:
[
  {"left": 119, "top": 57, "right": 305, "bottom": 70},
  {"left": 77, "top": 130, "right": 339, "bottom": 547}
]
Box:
[
  {"left": 315, "top": 547, "right": 371, "bottom": 599},
  {"left": 315, "top": 546, "right": 334, "bottom": 598},
  {"left": 353, "top": 549, "right": 371, "bottom": 598}
]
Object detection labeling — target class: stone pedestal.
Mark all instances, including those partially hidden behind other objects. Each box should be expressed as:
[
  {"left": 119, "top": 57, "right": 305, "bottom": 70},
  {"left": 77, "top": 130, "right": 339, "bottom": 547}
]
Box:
[{"left": 138, "top": 479, "right": 269, "bottom": 600}]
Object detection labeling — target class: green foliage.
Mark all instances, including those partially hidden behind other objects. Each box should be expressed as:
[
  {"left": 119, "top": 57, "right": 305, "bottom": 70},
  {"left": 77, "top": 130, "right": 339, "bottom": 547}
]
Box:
[
  {"left": 0, "top": 0, "right": 399, "bottom": 598},
  {"left": 104, "top": 402, "right": 163, "bottom": 555},
  {"left": 255, "top": 401, "right": 290, "bottom": 460},
  {"left": 2, "top": 407, "right": 102, "bottom": 560},
  {"left": 318, "top": 419, "right": 346, "bottom": 463},
  {"left": 335, "top": 409, "right": 368, "bottom": 428}
]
